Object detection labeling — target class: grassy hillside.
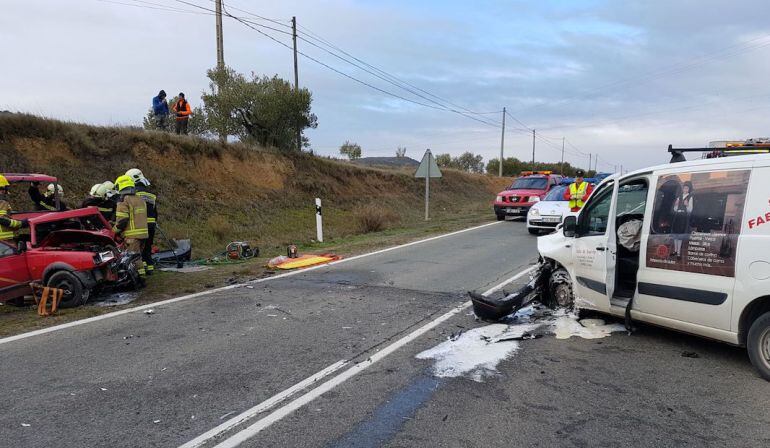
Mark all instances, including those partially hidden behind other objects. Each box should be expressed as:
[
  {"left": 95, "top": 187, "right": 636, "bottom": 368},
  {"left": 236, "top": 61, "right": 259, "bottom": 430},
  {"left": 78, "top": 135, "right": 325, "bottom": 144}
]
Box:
[{"left": 0, "top": 114, "right": 509, "bottom": 257}]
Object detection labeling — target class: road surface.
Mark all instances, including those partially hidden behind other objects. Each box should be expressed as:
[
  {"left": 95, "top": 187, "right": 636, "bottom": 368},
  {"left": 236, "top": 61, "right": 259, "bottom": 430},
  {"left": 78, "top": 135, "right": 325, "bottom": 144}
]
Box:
[{"left": 1, "top": 221, "right": 768, "bottom": 448}]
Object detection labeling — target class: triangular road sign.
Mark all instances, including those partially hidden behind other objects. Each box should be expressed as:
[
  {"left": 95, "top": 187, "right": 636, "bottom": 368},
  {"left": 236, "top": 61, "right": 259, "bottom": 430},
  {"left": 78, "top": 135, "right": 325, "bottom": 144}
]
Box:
[{"left": 414, "top": 149, "right": 442, "bottom": 178}]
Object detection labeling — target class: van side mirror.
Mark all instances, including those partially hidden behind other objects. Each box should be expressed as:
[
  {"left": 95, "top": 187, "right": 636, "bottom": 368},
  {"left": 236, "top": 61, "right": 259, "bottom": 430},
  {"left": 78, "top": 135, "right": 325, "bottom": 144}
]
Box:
[{"left": 563, "top": 215, "right": 577, "bottom": 237}]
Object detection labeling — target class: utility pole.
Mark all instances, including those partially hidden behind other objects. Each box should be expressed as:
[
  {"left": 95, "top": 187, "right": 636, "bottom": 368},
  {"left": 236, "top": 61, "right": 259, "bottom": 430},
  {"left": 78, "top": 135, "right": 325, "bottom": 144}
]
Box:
[
  {"left": 620, "top": 164, "right": 624, "bottom": 175},
  {"left": 560, "top": 137, "right": 565, "bottom": 175},
  {"left": 499, "top": 107, "right": 506, "bottom": 177},
  {"left": 215, "top": 0, "right": 224, "bottom": 69},
  {"left": 588, "top": 153, "right": 592, "bottom": 172},
  {"left": 595, "top": 155, "right": 599, "bottom": 173},
  {"left": 292, "top": 16, "right": 301, "bottom": 151},
  {"left": 531, "top": 129, "right": 536, "bottom": 165}
]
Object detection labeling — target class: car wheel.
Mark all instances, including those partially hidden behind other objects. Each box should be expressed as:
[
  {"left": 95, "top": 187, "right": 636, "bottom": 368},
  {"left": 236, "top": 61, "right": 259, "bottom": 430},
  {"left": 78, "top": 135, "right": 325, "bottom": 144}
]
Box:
[
  {"left": 528, "top": 228, "right": 540, "bottom": 235},
  {"left": 496, "top": 213, "right": 505, "bottom": 221},
  {"left": 47, "top": 271, "right": 86, "bottom": 308},
  {"left": 547, "top": 268, "right": 574, "bottom": 308},
  {"left": 747, "top": 311, "right": 770, "bottom": 381}
]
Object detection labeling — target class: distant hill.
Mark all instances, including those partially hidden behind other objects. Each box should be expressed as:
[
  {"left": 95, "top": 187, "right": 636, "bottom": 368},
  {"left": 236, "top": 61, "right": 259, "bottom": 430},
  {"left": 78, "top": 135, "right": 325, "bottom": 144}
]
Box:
[{"left": 351, "top": 157, "right": 419, "bottom": 168}]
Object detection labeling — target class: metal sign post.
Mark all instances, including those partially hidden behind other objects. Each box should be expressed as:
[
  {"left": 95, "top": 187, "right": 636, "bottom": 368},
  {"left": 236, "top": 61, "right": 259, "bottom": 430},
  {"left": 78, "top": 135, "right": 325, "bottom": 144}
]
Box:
[
  {"left": 414, "top": 149, "right": 442, "bottom": 221},
  {"left": 315, "top": 198, "right": 323, "bottom": 242}
]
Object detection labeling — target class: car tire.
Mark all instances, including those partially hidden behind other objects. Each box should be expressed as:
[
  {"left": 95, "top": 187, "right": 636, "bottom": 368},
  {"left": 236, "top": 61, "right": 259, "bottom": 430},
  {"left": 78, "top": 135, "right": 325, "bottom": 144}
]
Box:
[
  {"left": 47, "top": 271, "right": 86, "bottom": 308},
  {"left": 747, "top": 311, "right": 770, "bottom": 381},
  {"left": 547, "top": 268, "right": 574, "bottom": 309},
  {"left": 528, "top": 228, "right": 540, "bottom": 235},
  {"left": 496, "top": 213, "right": 505, "bottom": 221}
]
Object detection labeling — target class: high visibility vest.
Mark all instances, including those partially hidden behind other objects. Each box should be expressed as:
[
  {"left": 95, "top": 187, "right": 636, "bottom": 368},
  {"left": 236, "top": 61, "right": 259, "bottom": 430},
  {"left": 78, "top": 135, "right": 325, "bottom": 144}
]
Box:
[
  {"left": 569, "top": 182, "right": 589, "bottom": 210},
  {"left": 0, "top": 200, "right": 22, "bottom": 240},
  {"left": 114, "top": 195, "right": 149, "bottom": 239}
]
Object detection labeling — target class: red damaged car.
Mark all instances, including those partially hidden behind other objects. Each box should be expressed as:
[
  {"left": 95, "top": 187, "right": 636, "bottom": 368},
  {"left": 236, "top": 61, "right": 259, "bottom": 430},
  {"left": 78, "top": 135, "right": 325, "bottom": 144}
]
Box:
[
  {"left": 0, "top": 207, "right": 140, "bottom": 308},
  {"left": 493, "top": 171, "right": 563, "bottom": 220}
]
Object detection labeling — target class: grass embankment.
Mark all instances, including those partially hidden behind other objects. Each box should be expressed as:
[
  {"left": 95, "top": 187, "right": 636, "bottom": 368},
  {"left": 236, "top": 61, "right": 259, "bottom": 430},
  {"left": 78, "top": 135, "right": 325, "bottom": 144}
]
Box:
[{"left": 0, "top": 113, "right": 508, "bottom": 336}]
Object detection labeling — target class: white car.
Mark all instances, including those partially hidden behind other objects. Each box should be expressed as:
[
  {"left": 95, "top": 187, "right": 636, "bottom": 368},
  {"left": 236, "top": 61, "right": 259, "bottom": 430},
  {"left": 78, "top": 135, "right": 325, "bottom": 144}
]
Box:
[{"left": 526, "top": 184, "right": 572, "bottom": 234}]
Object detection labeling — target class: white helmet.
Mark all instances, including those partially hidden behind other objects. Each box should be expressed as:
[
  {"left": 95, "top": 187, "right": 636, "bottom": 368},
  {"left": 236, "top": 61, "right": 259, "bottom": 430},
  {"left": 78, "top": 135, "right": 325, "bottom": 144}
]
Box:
[
  {"left": 89, "top": 184, "right": 101, "bottom": 196},
  {"left": 126, "top": 168, "right": 150, "bottom": 186},
  {"left": 46, "top": 183, "right": 63, "bottom": 196},
  {"left": 96, "top": 181, "right": 117, "bottom": 199}
]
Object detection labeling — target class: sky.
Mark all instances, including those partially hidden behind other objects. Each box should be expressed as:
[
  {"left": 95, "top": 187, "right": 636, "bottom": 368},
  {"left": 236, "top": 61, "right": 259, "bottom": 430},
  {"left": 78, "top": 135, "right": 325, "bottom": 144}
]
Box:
[{"left": 2, "top": 0, "right": 770, "bottom": 172}]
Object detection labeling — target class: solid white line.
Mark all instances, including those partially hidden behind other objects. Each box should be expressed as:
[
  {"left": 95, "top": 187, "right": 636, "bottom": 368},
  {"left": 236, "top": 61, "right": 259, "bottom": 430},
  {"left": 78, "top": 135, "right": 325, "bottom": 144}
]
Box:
[
  {"left": 178, "top": 360, "right": 348, "bottom": 448},
  {"left": 203, "top": 264, "right": 537, "bottom": 448},
  {"left": 0, "top": 221, "right": 502, "bottom": 346}
]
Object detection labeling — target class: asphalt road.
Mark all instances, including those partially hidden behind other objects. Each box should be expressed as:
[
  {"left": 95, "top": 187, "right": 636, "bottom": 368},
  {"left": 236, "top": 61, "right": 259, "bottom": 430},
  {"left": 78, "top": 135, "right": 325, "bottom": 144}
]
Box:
[{"left": 1, "top": 220, "right": 768, "bottom": 448}]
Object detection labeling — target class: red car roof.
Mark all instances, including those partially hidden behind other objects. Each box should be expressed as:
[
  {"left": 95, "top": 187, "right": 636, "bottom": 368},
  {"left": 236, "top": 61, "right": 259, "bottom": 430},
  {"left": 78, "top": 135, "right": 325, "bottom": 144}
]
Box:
[
  {"left": 2, "top": 173, "right": 58, "bottom": 183},
  {"left": 28, "top": 206, "right": 103, "bottom": 225}
]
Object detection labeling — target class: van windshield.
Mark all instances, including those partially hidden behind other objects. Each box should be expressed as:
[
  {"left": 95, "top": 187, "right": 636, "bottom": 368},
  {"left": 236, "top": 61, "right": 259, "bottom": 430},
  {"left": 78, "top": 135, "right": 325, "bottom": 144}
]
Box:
[{"left": 509, "top": 178, "right": 547, "bottom": 190}]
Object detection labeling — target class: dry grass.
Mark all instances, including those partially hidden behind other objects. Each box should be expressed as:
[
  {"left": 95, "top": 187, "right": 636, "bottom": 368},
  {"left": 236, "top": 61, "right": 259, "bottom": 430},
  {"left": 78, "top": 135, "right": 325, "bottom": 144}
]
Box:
[{"left": 354, "top": 205, "right": 400, "bottom": 233}]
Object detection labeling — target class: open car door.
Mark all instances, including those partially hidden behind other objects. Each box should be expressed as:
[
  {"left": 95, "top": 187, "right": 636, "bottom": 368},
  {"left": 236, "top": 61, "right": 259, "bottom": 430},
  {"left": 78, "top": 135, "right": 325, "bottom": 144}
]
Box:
[{"left": 570, "top": 180, "right": 616, "bottom": 311}]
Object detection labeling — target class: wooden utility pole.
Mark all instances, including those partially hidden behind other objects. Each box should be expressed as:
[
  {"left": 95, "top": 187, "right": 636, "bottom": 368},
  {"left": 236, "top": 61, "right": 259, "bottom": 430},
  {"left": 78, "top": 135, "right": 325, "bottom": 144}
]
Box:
[
  {"left": 499, "top": 107, "right": 506, "bottom": 177},
  {"left": 292, "top": 17, "right": 302, "bottom": 151},
  {"left": 560, "top": 137, "right": 565, "bottom": 175},
  {"left": 215, "top": 0, "right": 224, "bottom": 68},
  {"left": 531, "top": 129, "right": 536, "bottom": 165}
]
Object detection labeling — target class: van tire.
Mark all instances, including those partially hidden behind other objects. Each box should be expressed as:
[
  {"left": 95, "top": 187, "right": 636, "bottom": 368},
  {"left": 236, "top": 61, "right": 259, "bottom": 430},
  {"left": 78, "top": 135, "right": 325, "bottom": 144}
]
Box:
[
  {"left": 747, "top": 311, "right": 770, "bottom": 381},
  {"left": 547, "top": 268, "right": 574, "bottom": 308},
  {"left": 47, "top": 271, "right": 86, "bottom": 308}
]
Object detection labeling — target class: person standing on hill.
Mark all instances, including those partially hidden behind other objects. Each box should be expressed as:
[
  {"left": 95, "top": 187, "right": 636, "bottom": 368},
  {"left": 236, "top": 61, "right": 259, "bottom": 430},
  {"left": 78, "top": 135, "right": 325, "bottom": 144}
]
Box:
[
  {"left": 172, "top": 92, "right": 192, "bottom": 135},
  {"left": 564, "top": 169, "right": 593, "bottom": 212},
  {"left": 152, "top": 90, "right": 169, "bottom": 131}
]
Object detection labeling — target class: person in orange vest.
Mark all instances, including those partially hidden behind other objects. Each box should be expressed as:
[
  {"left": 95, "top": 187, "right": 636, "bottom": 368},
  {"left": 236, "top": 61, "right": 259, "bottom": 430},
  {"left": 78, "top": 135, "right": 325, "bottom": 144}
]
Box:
[
  {"left": 564, "top": 169, "right": 593, "bottom": 212},
  {"left": 172, "top": 92, "right": 192, "bottom": 135}
]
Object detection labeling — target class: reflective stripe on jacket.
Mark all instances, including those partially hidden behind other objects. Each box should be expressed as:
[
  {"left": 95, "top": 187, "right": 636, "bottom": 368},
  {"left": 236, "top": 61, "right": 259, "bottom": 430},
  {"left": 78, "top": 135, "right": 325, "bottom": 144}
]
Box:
[
  {"left": 136, "top": 188, "right": 158, "bottom": 224},
  {"left": 114, "top": 194, "right": 149, "bottom": 239},
  {"left": 568, "top": 182, "right": 589, "bottom": 210},
  {"left": 0, "top": 200, "right": 22, "bottom": 240}
]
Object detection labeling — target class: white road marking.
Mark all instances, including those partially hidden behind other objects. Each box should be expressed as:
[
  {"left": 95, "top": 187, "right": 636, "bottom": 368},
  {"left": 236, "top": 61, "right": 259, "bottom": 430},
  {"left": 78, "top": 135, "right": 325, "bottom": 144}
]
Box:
[
  {"left": 198, "top": 265, "right": 536, "bottom": 448},
  {"left": 178, "top": 360, "right": 348, "bottom": 448},
  {"left": 0, "top": 221, "right": 502, "bottom": 346}
]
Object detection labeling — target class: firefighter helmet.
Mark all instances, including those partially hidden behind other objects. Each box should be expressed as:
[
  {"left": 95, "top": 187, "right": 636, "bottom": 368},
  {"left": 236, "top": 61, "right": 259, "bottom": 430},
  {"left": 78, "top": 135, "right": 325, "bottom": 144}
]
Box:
[
  {"left": 126, "top": 168, "right": 150, "bottom": 186},
  {"left": 0, "top": 175, "right": 9, "bottom": 189},
  {"left": 89, "top": 184, "right": 101, "bottom": 196},
  {"left": 115, "top": 175, "right": 135, "bottom": 192},
  {"left": 46, "top": 183, "right": 63, "bottom": 196}
]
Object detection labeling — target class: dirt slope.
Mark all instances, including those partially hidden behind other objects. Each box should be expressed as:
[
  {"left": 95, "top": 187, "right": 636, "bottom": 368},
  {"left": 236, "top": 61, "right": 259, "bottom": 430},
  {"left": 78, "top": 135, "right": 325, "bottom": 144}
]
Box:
[{"left": 0, "top": 114, "right": 508, "bottom": 256}]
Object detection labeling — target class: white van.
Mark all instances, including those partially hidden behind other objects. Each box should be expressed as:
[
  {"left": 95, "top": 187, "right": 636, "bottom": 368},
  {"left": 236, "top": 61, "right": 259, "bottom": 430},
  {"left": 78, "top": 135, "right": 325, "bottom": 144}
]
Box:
[{"left": 538, "top": 151, "right": 770, "bottom": 379}]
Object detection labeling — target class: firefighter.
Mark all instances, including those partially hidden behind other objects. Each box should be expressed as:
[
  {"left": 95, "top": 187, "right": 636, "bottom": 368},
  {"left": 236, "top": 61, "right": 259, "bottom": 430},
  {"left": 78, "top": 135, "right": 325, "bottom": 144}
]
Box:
[
  {"left": 126, "top": 168, "right": 157, "bottom": 275},
  {"left": 113, "top": 175, "right": 148, "bottom": 281},
  {"left": 564, "top": 169, "right": 593, "bottom": 212},
  {"left": 81, "top": 181, "right": 117, "bottom": 222},
  {"left": 0, "top": 175, "right": 28, "bottom": 242},
  {"left": 172, "top": 92, "right": 192, "bottom": 135},
  {"left": 28, "top": 182, "right": 67, "bottom": 211}
]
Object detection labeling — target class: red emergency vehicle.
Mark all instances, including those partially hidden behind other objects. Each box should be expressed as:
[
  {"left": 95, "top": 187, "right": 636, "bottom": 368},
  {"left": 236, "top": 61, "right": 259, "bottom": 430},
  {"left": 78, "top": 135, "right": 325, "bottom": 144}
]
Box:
[{"left": 493, "top": 171, "right": 563, "bottom": 220}]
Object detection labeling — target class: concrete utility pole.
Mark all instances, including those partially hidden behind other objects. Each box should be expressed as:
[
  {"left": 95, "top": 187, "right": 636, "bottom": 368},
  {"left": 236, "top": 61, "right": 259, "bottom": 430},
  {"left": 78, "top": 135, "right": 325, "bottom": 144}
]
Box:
[
  {"left": 588, "top": 153, "right": 592, "bottom": 172},
  {"left": 560, "top": 137, "right": 565, "bottom": 175},
  {"left": 595, "top": 155, "right": 599, "bottom": 172},
  {"left": 499, "top": 107, "right": 506, "bottom": 177},
  {"left": 292, "top": 16, "right": 302, "bottom": 151},
  {"left": 531, "top": 129, "right": 536, "bottom": 165},
  {"left": 215, "top": 0, "right": 224, "bottom": 69}
]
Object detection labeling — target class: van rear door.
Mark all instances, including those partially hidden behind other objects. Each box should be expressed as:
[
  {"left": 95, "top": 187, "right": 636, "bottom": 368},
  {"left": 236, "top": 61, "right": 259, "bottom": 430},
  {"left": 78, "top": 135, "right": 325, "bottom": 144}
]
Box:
[
  {"left": 635, "top": 166, "right": 751, "bottom": 333},
  {"left": 570, "top": 180, "right": 616, "bottom": 311}
]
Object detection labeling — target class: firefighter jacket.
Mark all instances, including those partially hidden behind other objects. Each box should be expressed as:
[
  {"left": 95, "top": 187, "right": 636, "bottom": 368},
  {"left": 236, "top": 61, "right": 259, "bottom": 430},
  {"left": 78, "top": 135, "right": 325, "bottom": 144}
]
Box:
[
  {"left": 81, "top": 197, "right": 116, "bottom": 222},
  {"left": 0, "top": 199, "right": 25, "bottom": 241},
  {"left": 28, "top": 185, "right": 66, "bottom": 211},
  {"left": 114, "top": 194, "right": 149, "bottom": 239},
  {"left": 135, "top": 186, "right": 158, "bottom": 226}
]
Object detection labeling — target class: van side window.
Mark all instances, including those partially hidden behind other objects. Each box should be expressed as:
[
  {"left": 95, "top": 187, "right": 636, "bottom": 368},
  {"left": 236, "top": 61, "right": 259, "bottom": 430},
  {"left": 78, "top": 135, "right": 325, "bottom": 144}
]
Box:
[{"left": 578, "top": 182, "right": 614, "bottom": 236}]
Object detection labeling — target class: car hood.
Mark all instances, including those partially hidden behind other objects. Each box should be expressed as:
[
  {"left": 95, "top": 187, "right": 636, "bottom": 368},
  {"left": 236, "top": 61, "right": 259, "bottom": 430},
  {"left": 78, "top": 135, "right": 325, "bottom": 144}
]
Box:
[
  {"left": 37, "top": 229, "right": 115, "bottom": 249},
  {"left": 531, "top": 200, "right": 570, "bottom": 215},
  {"left": 497, "top": 188, "right": 546, "bottom": 196}
]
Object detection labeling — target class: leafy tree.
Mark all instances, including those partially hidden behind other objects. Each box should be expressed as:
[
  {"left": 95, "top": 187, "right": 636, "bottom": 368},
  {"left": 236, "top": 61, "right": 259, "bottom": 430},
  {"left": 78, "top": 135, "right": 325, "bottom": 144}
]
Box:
[
  {"left": 434, "top": 152, "right": 484, "bottom": 173},
  {"left": 395, "top": 146, "right": 407, "bottom": 158},
  {"left": 339, "top": 141, "right": 362, "bottom": 160},
  {"left": 435, "top": 153, "right": 452, "bottom": 168}
]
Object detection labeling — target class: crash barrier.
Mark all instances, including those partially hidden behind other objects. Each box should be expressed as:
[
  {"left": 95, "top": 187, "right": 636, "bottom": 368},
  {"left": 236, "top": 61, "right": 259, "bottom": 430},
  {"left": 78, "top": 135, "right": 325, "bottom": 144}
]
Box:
[{"left": 30, "top": 283, "right": 63, "bottom": 317}]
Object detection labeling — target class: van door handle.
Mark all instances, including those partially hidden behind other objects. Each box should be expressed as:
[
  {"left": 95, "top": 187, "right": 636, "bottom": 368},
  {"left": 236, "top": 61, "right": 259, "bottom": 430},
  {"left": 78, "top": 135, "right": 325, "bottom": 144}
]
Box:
[{"left": 596, "top": 247, "right": 606, "bottom": 251}]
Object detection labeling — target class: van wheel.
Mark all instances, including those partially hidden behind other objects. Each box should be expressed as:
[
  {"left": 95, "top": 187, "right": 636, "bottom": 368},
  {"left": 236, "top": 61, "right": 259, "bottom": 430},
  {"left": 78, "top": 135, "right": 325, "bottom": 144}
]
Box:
[
  {"left": 547, "top": 268, "right": 574, "bottom": 308},
  {"left": 47, "top": 271, "right": 86, "bottom": 308},
  {"left": 747, "top": 311, "right": 770, "bottom": 381}
]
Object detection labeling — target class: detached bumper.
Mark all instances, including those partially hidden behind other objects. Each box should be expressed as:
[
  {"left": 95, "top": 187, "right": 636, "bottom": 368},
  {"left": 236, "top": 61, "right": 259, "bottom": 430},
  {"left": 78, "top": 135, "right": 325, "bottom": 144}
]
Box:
[{"left": 494, "top": 204, "right": 531, "bottom": 216}]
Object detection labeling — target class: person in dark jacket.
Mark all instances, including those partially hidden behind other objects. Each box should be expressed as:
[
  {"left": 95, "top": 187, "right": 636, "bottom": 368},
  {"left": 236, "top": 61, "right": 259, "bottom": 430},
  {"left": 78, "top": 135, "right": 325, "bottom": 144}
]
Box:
[
  {"left": 29, "top": 182, "right": 67, "bottom": 211},
  {"left": 152, "top": 90, "right": 169, "bottom": 131},
  {"left": 80, "top": 181, "right": 117, "bottom": 222},
  {"left": 671, "top": 181, "right": 694, "bottom": 259},
  {"left": 126, "top": 169, "right": 157, "bottom": 274}
]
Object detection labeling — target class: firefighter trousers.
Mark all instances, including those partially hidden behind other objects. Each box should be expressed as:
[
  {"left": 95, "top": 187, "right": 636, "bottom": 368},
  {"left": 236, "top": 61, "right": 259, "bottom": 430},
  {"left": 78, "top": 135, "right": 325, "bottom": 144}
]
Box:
[{"left": 125, "top": 238, "right": 147, "bottom": 276}]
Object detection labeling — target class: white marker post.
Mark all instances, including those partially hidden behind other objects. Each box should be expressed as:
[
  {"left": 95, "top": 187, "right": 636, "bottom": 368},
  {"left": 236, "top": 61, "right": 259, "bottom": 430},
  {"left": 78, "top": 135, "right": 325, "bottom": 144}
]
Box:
[
  {"left": 314, "top": 198, "right": 323, "bottom": 242},
  {"left": 414, "top": 149, "right": 442, "bottom": 221}
]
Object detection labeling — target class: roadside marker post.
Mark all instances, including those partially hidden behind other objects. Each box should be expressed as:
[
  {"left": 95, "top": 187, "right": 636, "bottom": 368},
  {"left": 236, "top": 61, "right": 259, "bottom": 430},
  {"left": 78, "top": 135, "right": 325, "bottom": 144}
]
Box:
[
  {"left": 315, "top": 198, "right": 323, "bottom": 243},
  {"left": 414, "top": 149, "right": 442, "bottom": 221}
]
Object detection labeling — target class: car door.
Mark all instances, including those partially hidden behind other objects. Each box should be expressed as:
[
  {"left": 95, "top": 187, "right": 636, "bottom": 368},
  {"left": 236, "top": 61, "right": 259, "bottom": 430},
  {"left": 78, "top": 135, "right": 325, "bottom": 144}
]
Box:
[
  {"left": 635, "top": 166, "right": 751, "bottom": 331},
  {"left": 0, "top": 241, "right": 31, "bottom": 301},
  {"left": 570, "top": 180, "right": 616, "bottom": 311}
]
